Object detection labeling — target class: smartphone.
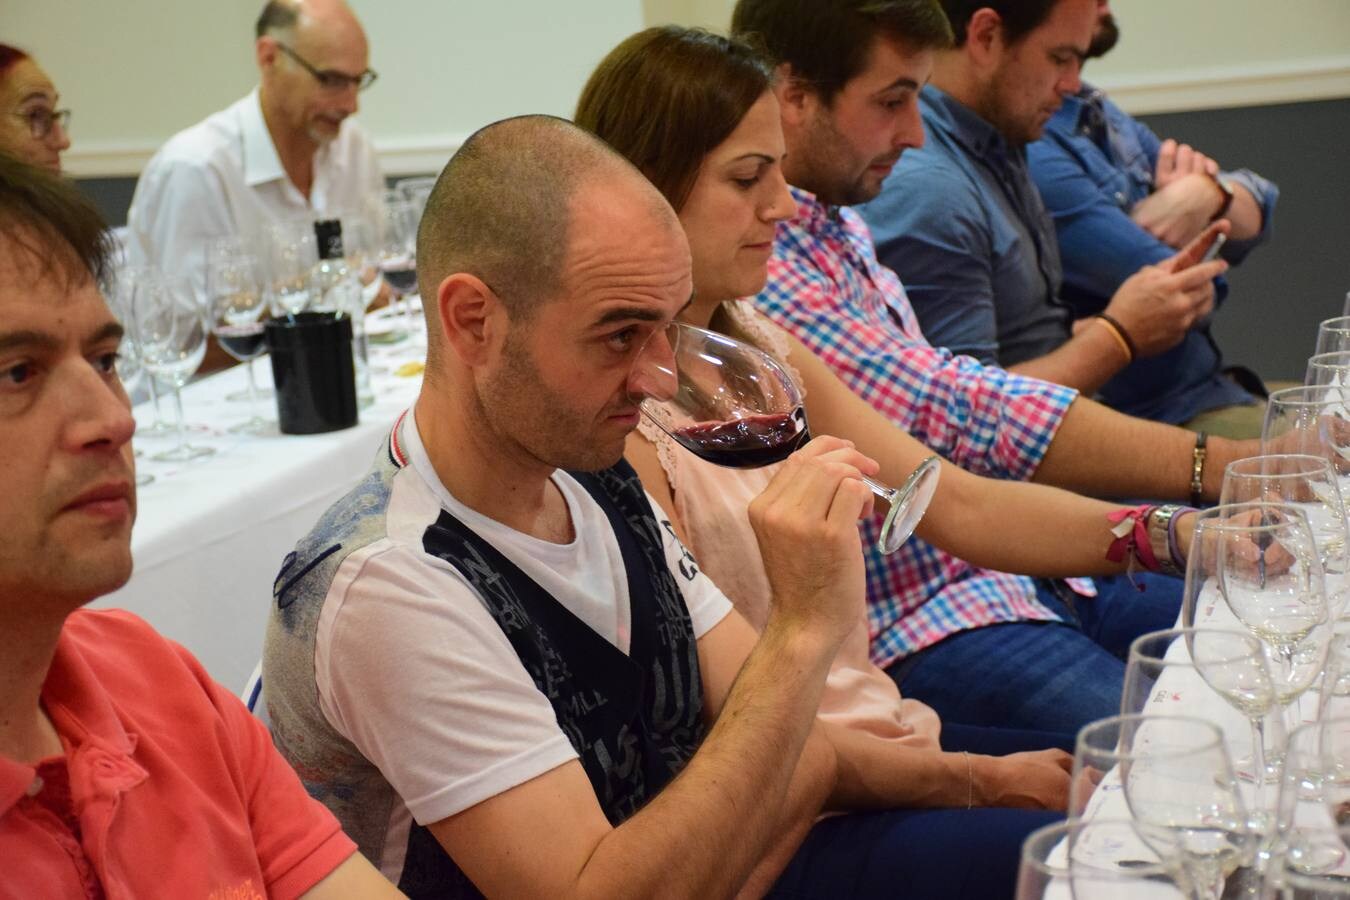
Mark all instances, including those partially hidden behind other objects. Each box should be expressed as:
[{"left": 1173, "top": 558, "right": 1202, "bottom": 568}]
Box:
[{"left": 1201, "top": 232, "right": 1228, "bottom": 263}]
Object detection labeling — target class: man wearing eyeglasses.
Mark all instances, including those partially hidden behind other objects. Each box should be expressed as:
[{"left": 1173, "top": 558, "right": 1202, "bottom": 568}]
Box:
[{"left": 126, "top": 0, "right": 383, "bottom": 301}]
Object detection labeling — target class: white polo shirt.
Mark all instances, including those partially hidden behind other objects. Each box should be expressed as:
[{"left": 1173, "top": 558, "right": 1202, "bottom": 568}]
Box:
[{"left": 125, "top": 88, "right": 383, "bottom": 301}]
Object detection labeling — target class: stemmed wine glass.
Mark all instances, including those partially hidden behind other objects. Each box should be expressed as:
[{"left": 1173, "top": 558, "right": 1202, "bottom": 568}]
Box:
[
  {"left": 396, "top": 175, "right": 435, "bottom": 223},
  {"left": 1016, "top": 818, "right": 1190, "bottom": 899},
  {"left": 1072, "top": 715, "right": 1254, "bottom": 900},
  {"left": 1262, "top": 385, "right": 1350, "bottom": 474},
  {"left": 1270, "top": 721, "right": 1348, "bottom": 879},
  {"left": 632, "top": 322, "right": 940, "bottom": 555},
  {"left": 264, "top": 221, "right": 316, "bottom": 316},
  {"left": 133, "top": 272, "right": 214, "bottom": 462},
  {"left": 1308, "top": 353, "right": 1350, "bottom": 408},
  {"left": 378, "top": 197, "right": 419, "bottom": 342},
  {"left": 1182, "top": 503, "right": 1331, "bottom": 772},
  {"left": 206, "top": 251, "right": 272, "bottom": 434},
  {"left": 113, "top": 266, "right": 174, "bottom": 438},
  {"left": 1315, "top": 317, "right": 1350, "bottom": 358},
  {"left": 1126, "top": 628, "right": 1279, "bottom": 815},
  {"left": 1221, "top": 455, "right": 1349, "bottom": 619}
]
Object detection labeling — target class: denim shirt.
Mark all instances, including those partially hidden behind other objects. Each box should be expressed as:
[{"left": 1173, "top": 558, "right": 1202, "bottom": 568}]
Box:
[
  {"left": 861, "top": 85, "right": 1072, "bottom": 369},
  {"left": 1026, "top": 85, "right": 1279, "bottom": 422}
]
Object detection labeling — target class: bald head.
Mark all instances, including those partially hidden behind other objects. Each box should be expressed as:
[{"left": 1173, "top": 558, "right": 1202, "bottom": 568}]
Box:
[
  {"left": 417, "top": 115, "right": 677, "bottom": 366},
  {"left": 257, "top": 0, "right": 364, "bottom": 44}
]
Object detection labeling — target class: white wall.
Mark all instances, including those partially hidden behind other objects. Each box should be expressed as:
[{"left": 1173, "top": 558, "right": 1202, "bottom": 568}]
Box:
[
  {"left": 8, "top": 0, "right": 1346, "bottom": 177},
  {"left": 639, "top": 0, "right": 1350, "bottom": 113},
  {"left": 7, "top": 0, "right": 644, "bottom": 177}
]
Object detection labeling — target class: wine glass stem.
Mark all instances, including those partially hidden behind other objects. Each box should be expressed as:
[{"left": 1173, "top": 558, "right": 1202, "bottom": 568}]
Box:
[
  {"left": 172, "top": 384, "right": 187, "bottom": 456},
  {"left": 1249, "top": 716, "right": 1266, "bottom": 811},
  {"left": 861, "top": 475, "right": 899, "bottom": 507},
  {"left": 147, "top": 373, "right": 164, "bottom": 426},
  {"left": 245, "top": 358, "right": 259, "bottom": 421}
]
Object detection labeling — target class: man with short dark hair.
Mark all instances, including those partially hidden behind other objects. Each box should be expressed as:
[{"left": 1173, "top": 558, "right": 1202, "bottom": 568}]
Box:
[
  {"left": 732, "top": 0, "right": 1262, "bottom": 731},
  {"left": 860, "top": 0, "right": 1233, "bottom": 408},
  {"left": 263, "top": 115, "right": 1062, "bottom": 900},
  {"left": 1025, "top": 0, "right": 1279, "bottom": 433},
  {"left": 126, "top": 0, "right": 382, "bottom": 300},
  {"left": 0, "top": 154, "right": 400, "bottom": 899}
]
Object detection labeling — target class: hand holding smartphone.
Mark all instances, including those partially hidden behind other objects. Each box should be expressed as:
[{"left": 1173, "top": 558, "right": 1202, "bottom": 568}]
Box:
[{"left": 1200, "top": 232, "right": 1227, "bottom": 264}]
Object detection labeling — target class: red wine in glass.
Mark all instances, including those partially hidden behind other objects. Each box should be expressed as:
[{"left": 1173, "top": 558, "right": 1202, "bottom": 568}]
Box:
[
  {"left": 635, "top": 321, "right": 939, "bottom": 554},
  {"left": 379, "top": 259, "right": 418, "bottom": 295},
  {"left": 672, "top": 410, "right": 810, "bottom": 469},
  {"left": 215, "top": 322, "right": 267, "bottom": 360}
]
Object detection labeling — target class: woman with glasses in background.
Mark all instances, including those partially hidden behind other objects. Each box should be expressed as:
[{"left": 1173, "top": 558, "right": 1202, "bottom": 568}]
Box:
[{"left": 0, "top": 45, "right": 70, "bottom": 173}]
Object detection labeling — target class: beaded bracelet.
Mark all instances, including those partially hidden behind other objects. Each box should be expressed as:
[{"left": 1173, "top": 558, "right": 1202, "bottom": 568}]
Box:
[{"left": 1106, "top": 505, "right": 1161, "bottom": 589}]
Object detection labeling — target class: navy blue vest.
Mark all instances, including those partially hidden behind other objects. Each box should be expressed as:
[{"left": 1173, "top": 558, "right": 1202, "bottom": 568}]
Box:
[{"left": 396, "top": 461, "right": 706, "bottom": 898}]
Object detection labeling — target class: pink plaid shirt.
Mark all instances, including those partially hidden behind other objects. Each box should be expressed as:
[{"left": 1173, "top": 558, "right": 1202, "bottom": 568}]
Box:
[{"left": 754, "top": 187, "right": 1092, "bottom": 666}]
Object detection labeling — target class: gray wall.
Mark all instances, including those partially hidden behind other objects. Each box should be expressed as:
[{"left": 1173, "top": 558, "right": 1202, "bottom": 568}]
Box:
[
  {"left": 80, "top": 96, "right": 1348, "bottom": 384},
  {"left": 1138, "top": 98, "right": 1350, "bottom": 384}
]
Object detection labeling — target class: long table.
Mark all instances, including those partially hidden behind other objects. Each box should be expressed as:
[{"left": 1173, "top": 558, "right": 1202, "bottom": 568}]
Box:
[{"left": 97, "top": 320, "right": 425, "bottom": 693}]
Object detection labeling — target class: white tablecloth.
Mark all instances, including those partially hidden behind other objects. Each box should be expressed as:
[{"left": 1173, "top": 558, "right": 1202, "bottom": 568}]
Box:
[{"left": 97, "top": 325, "right": 425, "bottom": 693}]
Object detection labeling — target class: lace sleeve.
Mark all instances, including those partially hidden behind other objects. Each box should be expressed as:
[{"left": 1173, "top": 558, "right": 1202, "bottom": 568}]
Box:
[{"left": 721, "top": 300, "right": 807, "bottom": 401}]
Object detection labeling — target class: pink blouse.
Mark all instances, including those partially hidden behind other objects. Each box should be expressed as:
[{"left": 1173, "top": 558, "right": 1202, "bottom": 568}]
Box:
[{"left": 639, "top": 301, "right": 940, "bottom": 747}]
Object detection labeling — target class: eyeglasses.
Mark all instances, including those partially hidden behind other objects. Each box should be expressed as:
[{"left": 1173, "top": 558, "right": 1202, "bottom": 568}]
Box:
[
  {"left": 12, "top": 108, "right": 71, "bottom": 140},
  {"left": 276, "top": 43, "right": 377, "bottom": 92}
]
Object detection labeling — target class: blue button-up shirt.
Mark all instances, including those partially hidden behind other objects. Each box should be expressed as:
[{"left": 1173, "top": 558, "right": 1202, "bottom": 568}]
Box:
[
  {"left": 1026, "top": 84, "right": 1279, "bottom": 422},
  {"left": 862, "top": 86, "right": 1073, "bottom": 370}
]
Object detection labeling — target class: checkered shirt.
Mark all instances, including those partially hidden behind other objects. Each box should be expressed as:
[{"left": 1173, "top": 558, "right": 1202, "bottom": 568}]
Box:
[{"left": 753, "top": 187, "right": 1093, "bottom": 667}]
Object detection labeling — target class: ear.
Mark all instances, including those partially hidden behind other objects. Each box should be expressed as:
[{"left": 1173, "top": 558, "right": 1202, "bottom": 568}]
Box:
[
  {"left": 965, "top": 7, "right": 1006, "bottom": 69},
  {"left": 256, "top": 35, "right": 279, "bottom": 71},
  {"left": 435, "top": 273, "right": 500, "bottom": 368},
  {"left": 773, "top": 62, "right": 814, "bottom": 130}
]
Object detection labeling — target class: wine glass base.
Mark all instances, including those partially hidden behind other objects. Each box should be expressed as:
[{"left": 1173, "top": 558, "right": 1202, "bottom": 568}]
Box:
[
  {"left": 151, "top": 444, "right": 216, "bottom": 463},
  {"left": 1286, "top": 836, "right": 1347, "bottom": 874},
  {"left": 229, "top": 417, "right": 277, "bottom": 436},
  {"left": 876, "top": 456, "right": 942, "bottom": 555},
  {"left": 226, "top": 386, "right": 275, "bottom": 403},
  {"left": 135, "top": 420, "right": 176, "bottom": 439}
]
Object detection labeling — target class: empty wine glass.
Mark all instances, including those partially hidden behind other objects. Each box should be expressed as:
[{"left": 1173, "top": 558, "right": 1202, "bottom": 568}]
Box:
[
  {"left": 395, "top": 175, "right": 435, "bottom": 223},
  {"left": 1073, "top": 715, "right": 1254, "bottom": 900},
  {"left": 1263, "top": 386, "right": 1350, "bottom": 476},
  {"left": 1221, "top": 455, "right": 1349, "bottom": 618},
  {"left": 631, "top": 321, "right": 940, "bottom": 554},
  {"left": 1017, "top": 818, "right": 1190, "bottom": 899},
  {"left": 264, "top": 220, "right": 317, "bottom": 316},
  {"left": 1183, "top": 503, "right": 1331, "bottom": 772},
  {"left": 112, "top": 266, "right": 174, "bottom": 438},
  {"left": 1321, "top": 627, "right": 1350, "bottom": 722},
  {"left": 133, "top": 272, "right": 214, "bottom": 462},
  {"left": 1309, "top": 351, "right": 1350, "bottom": 390},
  {"left": 1316, "top": 318, "right": 1350, "bottom": 358},
  {"left": 1272, "top": 721, "right": 1348, "bottom": 878},
  {"left": 1127, "top": 628, "right": 1279, "bottom": 815},
  {"left": 206, "top": 251, "right": 272, "bottom": 434}
]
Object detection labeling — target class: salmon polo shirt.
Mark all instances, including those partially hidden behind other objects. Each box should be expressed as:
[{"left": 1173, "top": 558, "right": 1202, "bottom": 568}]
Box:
[{"left": 0, "top": 609, "right": 356, "bottom": 899}]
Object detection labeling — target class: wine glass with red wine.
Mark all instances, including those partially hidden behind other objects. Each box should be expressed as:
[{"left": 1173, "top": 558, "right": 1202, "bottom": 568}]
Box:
[
  {"left": 634, "top": 322, "right": 939, "bottom": 554},
  {"left": 378, "top": 197, "right": 419, "bottom": 342},
  {"left": 208, "top": 251, "right": 272, "bottom": 434}
]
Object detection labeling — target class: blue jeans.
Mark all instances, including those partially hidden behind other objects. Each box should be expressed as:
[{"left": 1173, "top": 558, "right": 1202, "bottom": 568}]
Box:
[
  {"left": 767, "top": 724, "right": 1069, "bottom": 900},
  {"left": 886, "top": 574, "right": 1182, "bottom": 734}
]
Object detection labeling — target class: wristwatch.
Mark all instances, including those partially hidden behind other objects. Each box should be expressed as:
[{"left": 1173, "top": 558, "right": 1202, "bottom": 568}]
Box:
[{"left": 1209, "top": 174, "right": 1235, "bottom": 222}]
